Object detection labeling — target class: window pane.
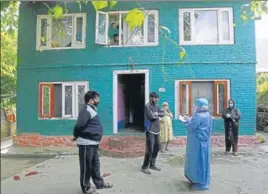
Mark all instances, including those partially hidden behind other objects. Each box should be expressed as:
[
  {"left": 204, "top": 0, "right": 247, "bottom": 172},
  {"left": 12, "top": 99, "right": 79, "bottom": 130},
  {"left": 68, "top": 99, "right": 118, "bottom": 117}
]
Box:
[
  {"left": 54, "top": 84, "right": 62, "bottom": 117},
  {"left": 51, "top": 16, "right": 73, "bottom": 48},
  {"left": 108, "top": 13, "right": 120, "bottom": 45},
  {"left": 183, "top": 12, "right": 191, "bottom": 41},
  {"left": 42, "top": 86, "right": 50, "bottom": 115},
  {"left": 191, "top": 82, "right": 214, "bottom": 115},
  {"left": 76, "top": 17, "right": 83, "bottom": 44},
  {"left": 221, "top": 11, "right": 230, "bottom": 41},
  {"left": 147, "top": 14, "right": 155, "bottom": 43},
  {"left": 195, "top": 10, "right": 218, "bottom": 43},
  {"left": 78, "top": 85, "right": 86, "bottom": 112},
  {"left": 65, "top": 85, "right": 73, "bottom": 115},
  {"left": 40, "top": 19, "right": 48, "bottom": 46},
  {"left": 122, "top": 14, "right": 144, "bottom": 45},
  {"left": 97, "top": 12, "right": 107, "bottom": 44},
  {"left": 218, "top": 84, "right": 225, "bottom": 114},
  {"left": 181, "top": 84, "right": 188, "bottom": 115}
]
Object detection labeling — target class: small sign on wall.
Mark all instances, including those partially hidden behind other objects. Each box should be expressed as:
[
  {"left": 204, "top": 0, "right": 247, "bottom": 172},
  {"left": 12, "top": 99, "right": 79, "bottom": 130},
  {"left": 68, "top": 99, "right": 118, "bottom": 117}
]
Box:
[{"left": 158, "top": 88, "right": 166, "bottom": 93}]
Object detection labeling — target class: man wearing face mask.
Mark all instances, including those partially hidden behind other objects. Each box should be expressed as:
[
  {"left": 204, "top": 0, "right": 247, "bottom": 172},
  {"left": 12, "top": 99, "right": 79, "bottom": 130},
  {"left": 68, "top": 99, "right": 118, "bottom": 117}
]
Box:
[
  {"left": 142, "top": 92, "right": 165, "bottom": 174},
  {"left": 222, "top": 99, "right": 241, "bottom": 156},
  {"left": 73, "top": 91, "right": 112, "bottom": 194}
]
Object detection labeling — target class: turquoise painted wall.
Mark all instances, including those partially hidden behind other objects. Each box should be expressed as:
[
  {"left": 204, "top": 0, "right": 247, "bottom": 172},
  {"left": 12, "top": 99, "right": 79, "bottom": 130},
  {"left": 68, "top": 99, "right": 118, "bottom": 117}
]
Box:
[{"left": 17, "top": 1, "right": 256, "bottom": 136}]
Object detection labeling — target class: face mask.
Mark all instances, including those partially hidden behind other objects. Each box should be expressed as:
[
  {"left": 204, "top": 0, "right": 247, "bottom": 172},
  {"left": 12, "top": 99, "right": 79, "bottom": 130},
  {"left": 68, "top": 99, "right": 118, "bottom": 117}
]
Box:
[{"left": 229, "top": 104, "right": 234, "bottom": 108}]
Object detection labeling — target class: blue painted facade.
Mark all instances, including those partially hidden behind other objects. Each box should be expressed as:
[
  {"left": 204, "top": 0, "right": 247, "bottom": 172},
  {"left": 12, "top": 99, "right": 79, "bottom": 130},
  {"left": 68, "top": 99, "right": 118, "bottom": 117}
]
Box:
[{"left": 17, "top": 1, "right": 256, "bottom": 136}]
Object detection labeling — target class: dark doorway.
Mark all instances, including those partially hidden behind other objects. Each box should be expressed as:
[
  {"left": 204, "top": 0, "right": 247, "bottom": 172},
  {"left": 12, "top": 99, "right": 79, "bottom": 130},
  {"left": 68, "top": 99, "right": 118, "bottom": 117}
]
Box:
[{"left": 117, "top": 74, "right": 145, "bottom": 132}]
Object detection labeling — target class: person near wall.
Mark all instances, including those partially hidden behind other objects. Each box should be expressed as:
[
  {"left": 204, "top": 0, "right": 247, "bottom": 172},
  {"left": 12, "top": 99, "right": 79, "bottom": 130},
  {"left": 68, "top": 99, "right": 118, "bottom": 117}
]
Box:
[
  {"left": 180, "top": 98, "right": 212, "bottom": 191},
  {"left": 142, "top": 92, "right": 165, "bottom": 174},
  {"left": 108, "top": 22, "right": 119, "bottom": 45},
  {"left": 73, "top": 91, "right": 113, "bottom": 194},
  {"left": 159, "top": 102, "right": 174, "bottom": 152},
  {"left": 222, "top": 99, "right": 241, "bottom": 156}
]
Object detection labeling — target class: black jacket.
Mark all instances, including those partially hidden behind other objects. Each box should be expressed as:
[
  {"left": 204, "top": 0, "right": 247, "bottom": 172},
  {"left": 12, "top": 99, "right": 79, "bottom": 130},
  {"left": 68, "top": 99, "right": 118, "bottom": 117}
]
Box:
[
  {"left": 222, "top": 101, "right": 241, "bottom": 129},
  {"left": 144, "top": 102, "right": 165, "bottom": 133},
  {"left": 73, "top": 104, "right": 103, "bottom": 142}
]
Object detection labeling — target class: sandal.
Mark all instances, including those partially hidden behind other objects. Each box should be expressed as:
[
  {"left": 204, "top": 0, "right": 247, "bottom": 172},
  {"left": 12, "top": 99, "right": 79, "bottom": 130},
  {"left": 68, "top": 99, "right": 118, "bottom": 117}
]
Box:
[
  {"left": 97, "top": 182, "right": 113, "bottom": 189},
  {"left": 85, "top": 188, "right": 99, "bottom": 194}
]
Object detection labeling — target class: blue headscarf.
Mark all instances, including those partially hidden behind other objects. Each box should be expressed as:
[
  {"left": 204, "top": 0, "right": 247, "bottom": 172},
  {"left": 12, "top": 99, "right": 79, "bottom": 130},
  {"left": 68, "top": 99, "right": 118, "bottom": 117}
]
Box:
[{"left": 195, "top": 98, "right": 209, "bottom": 113}]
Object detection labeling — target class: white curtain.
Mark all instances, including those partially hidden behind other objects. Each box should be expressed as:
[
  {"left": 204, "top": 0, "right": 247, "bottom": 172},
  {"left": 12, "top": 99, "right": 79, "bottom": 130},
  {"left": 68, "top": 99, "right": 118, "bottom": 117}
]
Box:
[{"left": 191, "top": 82, "right": 214, "bottom": 114}]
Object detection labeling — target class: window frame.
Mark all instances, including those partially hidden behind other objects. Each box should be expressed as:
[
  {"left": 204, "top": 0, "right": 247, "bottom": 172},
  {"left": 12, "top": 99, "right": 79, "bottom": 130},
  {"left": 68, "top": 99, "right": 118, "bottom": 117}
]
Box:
[
  {"left": 95, "top": 10, "right": 159, "bottom": 47},
  {"left": 38, "top": 81, "right": 89, "bottom": 119},
  {"left": 175, "top": 80, "right": 230, "bottom": 119},
  {"left": 179, "top": 8, "right": 234, "bottom": 45},
  {"left": 36, "top": 13, "right": 87, "bottom": 50}
]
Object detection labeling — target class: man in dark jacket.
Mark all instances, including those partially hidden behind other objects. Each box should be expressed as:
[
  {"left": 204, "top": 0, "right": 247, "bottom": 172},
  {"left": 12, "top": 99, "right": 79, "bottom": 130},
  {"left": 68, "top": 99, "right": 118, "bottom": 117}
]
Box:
[
  {"left": 142, "top": 92, "right": 165, "bottom": 174},
  {"left": 222, "top": 99, "right": 241, "bottom": 156},
  {"left": 73, "top": 91, "right": 112, "bottom": 194}
]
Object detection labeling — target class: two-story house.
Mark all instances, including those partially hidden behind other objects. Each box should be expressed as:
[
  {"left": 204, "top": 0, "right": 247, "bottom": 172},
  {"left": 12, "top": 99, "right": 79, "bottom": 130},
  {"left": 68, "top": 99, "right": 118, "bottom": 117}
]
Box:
[{"left": 16, "top": 1, "right": 256, "bottom": 146}]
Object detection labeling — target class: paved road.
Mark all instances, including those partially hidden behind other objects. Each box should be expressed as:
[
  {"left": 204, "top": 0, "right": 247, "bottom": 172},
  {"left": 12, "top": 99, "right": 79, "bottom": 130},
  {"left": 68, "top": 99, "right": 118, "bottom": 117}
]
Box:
[
  {"left": 1, "top": 145, "right": 268, "bottom": 194},
  {"left": 1, "top": 157, "right": 50, "bottom": 181}
]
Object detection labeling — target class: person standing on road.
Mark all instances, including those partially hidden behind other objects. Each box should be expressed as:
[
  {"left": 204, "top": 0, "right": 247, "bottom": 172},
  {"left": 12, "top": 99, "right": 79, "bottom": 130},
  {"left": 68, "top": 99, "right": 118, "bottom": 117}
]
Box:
[
  {"left": 141, "top": 92, "right": 165, "bottom": 175},
  {"left": 73, "top": 91, "right": 113, "bottom": 194},
  {"left": 159, "top": 102, "right": 174, "bottom": 152},
  {"left": 222, "top": 99, "right": 241, "bottom": 156},
  {"left": 182, "top": 98, "right": 212, "bottom": 191}
]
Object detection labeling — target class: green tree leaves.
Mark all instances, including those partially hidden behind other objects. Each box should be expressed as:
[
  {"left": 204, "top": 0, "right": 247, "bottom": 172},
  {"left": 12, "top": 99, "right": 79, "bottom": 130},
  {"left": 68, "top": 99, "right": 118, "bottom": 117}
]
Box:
[{"left": 0, "top": 2, "right": 18, "bottom": 108}]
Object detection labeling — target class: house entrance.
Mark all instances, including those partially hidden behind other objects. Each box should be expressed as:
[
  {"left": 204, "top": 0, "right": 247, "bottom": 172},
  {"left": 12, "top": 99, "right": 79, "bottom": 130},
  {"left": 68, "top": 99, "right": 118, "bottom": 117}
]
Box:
[{"left": 113, "top": 70, "right": 149, "bottom": 134}]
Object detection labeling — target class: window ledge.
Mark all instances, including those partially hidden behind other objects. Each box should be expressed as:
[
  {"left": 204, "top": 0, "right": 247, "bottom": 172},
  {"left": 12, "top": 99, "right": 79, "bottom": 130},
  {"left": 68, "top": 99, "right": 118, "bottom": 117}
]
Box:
[
  {"left": 36, "top": 46, "right": 86, "bottom": 51},
  {"left": 38, "top": 118, "right": 77, "bottom": 120},
  {"left": 105, "top": 43, "right": 159, "bottom": 48},
  {"left": 180, "top": 42, "right": 234, "bottom": 46}
]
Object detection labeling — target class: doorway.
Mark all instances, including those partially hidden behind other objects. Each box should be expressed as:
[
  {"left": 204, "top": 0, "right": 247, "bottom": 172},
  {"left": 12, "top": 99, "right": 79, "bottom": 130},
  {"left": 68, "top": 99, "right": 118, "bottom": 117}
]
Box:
[{"left": 113, "top": 70, "right": 149, "bottom": 134}]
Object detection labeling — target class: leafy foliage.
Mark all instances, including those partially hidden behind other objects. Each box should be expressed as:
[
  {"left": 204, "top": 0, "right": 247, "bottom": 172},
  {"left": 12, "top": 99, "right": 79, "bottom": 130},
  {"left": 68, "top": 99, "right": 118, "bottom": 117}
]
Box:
[
  {"left": 125, "top": 8, "right": 145, "bottom": 30},
  {"left": 257, "top": 73, "right": 268, "bottom": 104},
  {"left": 241, "top": 1, "right": 268, "bottom": 22},
  {"left": 0, "top": 1, "right": 18, "bottom": 108}
]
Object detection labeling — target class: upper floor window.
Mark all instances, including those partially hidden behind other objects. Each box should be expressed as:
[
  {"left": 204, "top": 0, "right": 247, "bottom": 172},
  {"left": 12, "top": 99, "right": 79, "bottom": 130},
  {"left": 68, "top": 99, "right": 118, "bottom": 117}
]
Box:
[
  {"left": 36, "top": 13, "right": 86, "bottom": 50},
  {"left": 95, "top": 10, "right": 159, "bottom": 47},
  {"left": 179, "top": 8, "right": 234, "bottom": 45}
]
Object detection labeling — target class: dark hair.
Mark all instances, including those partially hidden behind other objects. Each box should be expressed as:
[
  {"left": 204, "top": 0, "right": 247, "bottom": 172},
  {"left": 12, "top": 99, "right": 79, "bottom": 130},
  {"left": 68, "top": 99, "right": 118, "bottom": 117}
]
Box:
[
  {"left": 150, "top": 92, "right": 159, "bottom": 98},
  {"left": 84, "top": 91, "right": 100, "bottom": 104}
]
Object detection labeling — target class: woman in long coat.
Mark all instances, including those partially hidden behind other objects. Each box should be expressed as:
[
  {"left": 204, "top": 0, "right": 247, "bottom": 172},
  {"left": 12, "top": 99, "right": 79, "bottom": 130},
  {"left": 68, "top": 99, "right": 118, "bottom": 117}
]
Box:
[
  {"left": 159, "top": 102, "right": 174, "bottom": 151},
  {"left": 184, "top": 98, "right": 212, "bottom": 190}
]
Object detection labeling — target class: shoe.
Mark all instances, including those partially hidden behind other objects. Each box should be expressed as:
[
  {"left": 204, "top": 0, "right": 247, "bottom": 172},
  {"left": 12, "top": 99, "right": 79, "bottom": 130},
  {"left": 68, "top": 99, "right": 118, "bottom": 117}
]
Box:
[
  {"left": 141, "top": 168, "right": 151, "bottom": 174},
  {"left": 233, "top": 152, "right": 238, "bottom": 156},
  {"left": 225, "top": 151, "right": 230, "bottom": 155},
  {"left": 85, "top": 188, "right": 99, "bottom": 194},
  {"left": 97, "top": 182, "right": 113, "bottom": 189},
  {"left": 149, "top": 166, "right": 161, "bottom": 171}
]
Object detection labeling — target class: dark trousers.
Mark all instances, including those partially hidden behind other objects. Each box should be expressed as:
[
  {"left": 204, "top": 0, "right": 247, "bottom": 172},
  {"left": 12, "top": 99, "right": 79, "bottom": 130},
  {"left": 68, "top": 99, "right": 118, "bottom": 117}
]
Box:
[
  {"left": 225, "top": 124, "right": 239, "bottom": 152},
  {"left": 78, "top": 145, "right": 104, "bottom": 193},
  {"left": 142, "top": 132, "right": 160, "bottom": 169}
]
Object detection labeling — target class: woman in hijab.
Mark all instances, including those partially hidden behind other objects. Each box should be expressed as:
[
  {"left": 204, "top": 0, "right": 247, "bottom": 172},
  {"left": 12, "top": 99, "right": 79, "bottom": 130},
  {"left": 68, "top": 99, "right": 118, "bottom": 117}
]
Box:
[
  {"left": 222, "top": 99, "right": 241, "bottom": 156},
  {"left": 159, "top": 102, "right": 174, "bottom": 152},
  {"left": 183, "top": 98, "right": 212, "bottom": 191}
]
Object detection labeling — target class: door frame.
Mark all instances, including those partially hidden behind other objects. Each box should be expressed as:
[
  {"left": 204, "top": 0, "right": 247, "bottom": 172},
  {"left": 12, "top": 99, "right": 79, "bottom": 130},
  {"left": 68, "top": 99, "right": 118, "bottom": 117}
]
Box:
[{"left": 113, "top": 69, "right": 150, "bottom": 134}]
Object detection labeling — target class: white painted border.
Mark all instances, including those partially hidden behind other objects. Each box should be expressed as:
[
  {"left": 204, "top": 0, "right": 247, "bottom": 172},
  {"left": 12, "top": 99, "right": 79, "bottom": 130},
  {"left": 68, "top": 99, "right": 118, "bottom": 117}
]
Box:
[
  {"left": 36, "top": 13, "right": 87, "bottom": 50},
  {"left": 96, "top": 10, "right": 159, "bottom": 47},
  {"left": 113, "top": 69, "right": 150, "bottom": 134},
  {"left": 179, "top": 7, "right": 234, "bottom": 45},
  {"left": 75, "top": 82, "right": 89, "bottom": 118},
  {"left": 174, "top": 79, "right": 230, "bottom": 119},
  {"left": 38, "top": 81, "right": 89, "bottom": 120}
]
